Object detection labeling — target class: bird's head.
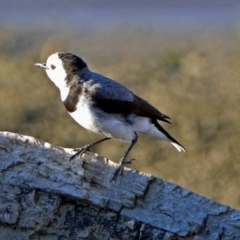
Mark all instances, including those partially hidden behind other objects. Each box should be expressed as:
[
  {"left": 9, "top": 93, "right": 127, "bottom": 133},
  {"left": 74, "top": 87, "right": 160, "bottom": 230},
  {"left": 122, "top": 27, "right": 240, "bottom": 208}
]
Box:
[
  {"left": 35, "top": 52, "right": 87, "bottom": 86},
  {"left": 35, "top": 52, "right": 87, "bottom": 99}
]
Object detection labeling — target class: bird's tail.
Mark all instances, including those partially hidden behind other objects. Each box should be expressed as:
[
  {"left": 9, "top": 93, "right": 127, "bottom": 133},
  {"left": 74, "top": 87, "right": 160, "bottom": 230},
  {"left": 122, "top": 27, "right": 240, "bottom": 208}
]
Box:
[
  {"left": 170, "top": 142, "right": 186, "bottom": 152},
  {"left": 152, "top": 119, "right": 187, "bottom": 152}
]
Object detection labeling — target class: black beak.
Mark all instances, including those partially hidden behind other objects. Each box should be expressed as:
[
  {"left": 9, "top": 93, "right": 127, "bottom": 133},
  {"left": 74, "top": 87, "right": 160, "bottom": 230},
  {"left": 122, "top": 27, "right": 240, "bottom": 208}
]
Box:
[{"left": 34, "top": 63, "right": 49, "bottom": 70}]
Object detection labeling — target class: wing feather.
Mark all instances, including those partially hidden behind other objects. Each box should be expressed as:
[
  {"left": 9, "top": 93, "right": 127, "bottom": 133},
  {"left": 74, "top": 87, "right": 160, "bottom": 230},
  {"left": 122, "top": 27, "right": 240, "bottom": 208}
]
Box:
[
  {"left": 84, "top": 76, "right": 171, "bottom": 124},
  {"left": 88, "top": 82, "right": 171, "bottom": 124}
]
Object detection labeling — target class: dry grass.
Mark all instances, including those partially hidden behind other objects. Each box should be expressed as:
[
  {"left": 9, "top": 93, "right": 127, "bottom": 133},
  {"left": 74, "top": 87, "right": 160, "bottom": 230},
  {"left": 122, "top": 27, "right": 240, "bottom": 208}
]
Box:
[{"left": 1, "top": 26, "right": 240, "bottom": 208}]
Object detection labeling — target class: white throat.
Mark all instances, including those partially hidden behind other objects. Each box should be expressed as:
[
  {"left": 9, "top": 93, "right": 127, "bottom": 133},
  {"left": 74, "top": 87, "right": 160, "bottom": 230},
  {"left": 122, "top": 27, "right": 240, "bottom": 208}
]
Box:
[
  {"left": 45, "top": 53, "right": 70, "bottom": 101},
  {"left": 59, "top": 86, "right": 70, "bottom": 101}
]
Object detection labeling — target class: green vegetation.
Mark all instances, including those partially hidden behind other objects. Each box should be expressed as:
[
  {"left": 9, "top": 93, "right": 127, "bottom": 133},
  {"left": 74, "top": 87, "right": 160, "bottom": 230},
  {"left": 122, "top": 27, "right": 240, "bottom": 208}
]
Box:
[{"left": 1, "top": 26, "right": 240, "bottom": 208}]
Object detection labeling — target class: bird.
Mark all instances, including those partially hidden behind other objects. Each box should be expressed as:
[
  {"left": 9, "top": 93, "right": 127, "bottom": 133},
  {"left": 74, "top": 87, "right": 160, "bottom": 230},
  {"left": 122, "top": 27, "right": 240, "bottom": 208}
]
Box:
[{"left": 35, "top": 52, "right": 186, "bottom": 180}]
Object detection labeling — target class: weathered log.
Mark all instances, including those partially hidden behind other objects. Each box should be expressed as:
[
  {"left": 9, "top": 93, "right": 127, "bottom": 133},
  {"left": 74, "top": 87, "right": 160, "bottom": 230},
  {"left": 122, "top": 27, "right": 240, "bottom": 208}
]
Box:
[{"left": 0, "top": 132, "right": 239, "bottom": 240}]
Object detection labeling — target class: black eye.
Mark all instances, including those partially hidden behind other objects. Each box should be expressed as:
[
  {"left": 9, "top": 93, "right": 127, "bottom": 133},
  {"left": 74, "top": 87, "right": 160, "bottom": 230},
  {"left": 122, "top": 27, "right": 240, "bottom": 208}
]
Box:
[{"left": 51, "top": 64, "right": 56, "bottom": 70}]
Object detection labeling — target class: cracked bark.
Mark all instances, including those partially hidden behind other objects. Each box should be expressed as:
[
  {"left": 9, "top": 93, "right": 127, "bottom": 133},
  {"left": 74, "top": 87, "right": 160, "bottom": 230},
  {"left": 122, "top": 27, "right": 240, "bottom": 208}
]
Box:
[{"left": 0, "top": 132, "right": 240, "bottom": 240}]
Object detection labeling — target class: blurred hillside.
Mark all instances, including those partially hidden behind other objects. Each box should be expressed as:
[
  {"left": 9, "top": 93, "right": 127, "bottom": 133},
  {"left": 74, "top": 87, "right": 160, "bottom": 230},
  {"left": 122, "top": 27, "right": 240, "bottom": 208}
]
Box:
[{"left": 0, "top": 26, "right": 240, "bottom": 209}]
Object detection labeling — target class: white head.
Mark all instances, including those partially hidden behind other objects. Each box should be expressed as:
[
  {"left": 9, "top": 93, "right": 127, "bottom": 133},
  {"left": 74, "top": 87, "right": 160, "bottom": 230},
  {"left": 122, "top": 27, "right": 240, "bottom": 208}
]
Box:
[
  {"left": 35, "top": 52, "right": 87, "bottom": 100},
  {"left": 35, "top": 53, "right": 67, "bottom": 89}
]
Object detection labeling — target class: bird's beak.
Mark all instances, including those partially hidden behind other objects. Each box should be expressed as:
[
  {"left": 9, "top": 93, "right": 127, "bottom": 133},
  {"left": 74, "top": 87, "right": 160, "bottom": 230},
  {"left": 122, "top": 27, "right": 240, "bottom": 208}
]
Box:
[{"left": 34, "top": 63, "right": 49, "bottom": 70}]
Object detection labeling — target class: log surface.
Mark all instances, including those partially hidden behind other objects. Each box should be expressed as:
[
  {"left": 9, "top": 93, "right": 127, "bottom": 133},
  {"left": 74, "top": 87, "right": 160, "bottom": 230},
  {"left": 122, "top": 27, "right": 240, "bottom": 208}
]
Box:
[{"left": 0, "top": 132, "right": 239, "bottom": 240}]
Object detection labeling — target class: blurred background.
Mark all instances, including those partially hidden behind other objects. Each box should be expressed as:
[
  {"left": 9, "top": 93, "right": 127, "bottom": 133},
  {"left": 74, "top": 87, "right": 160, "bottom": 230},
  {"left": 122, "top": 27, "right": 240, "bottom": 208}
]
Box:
[{"left": 1, "top": 0, "right": 240, "bottom": 208}]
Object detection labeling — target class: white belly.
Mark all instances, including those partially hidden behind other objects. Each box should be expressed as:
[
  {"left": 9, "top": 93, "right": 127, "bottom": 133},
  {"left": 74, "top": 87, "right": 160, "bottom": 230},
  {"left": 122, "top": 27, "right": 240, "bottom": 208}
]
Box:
[
  {"left": 69, "top": 100, "right": 99, "bottom": 133},
  {"left": 68, "top": 98, "right": 170, "bottom": 143},
  {"left": 68, "top": 98, "right": 134, "bottom": 141}
]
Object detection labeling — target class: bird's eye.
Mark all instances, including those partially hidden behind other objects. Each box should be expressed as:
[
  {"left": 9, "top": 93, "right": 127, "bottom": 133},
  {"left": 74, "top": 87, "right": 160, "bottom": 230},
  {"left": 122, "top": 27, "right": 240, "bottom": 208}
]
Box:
[{"left": 51, "top": 64, "right": 56, "bottom": 70}]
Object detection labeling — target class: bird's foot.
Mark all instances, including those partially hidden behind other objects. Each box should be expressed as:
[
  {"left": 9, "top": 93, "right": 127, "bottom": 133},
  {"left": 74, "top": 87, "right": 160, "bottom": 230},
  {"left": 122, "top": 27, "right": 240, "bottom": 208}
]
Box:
[
  {"left": 111, "top": 158, "right": 136, "bottom": 181},
  {"left": 69, "top": 145, "right": 91, "bottom": 161}
]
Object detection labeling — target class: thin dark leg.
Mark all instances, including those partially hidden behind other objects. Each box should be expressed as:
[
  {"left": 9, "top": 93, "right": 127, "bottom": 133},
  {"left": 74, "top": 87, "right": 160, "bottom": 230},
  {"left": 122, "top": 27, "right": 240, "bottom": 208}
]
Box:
[
  {"left": 112, "top": 133, "right": 138, "bottom": 181},
  {"left": 70, "top": 137, "right": 111, "bottom": 161}
]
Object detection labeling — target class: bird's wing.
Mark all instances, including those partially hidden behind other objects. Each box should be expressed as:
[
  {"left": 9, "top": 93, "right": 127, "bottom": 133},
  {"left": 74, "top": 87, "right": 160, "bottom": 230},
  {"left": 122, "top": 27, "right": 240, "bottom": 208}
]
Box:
[
  {"left": 85, "top": 78, "right": 171, "bottom": 124},
  {"left": 134, "top": 95, "right": 171, "bottom": 123}
]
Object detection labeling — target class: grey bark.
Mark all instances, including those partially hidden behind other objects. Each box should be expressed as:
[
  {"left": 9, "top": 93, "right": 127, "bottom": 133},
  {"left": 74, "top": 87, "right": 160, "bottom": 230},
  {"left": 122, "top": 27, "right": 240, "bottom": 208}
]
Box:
[{"left": 0, "top": 132, "right": 239, "bottom": 240}]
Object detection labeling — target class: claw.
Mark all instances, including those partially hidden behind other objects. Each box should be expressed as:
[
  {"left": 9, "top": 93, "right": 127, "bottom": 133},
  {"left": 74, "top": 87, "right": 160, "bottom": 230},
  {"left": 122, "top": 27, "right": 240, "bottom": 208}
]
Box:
[
  {"left": 73, "top": 148, "right": 81, "bottom": 152},
  {"left": 111, "top": 158, "right": 136, "bottom": 181},
  {"left": 69, "top": 137, "right": 111, "bottom": 162},
  {"left": 111, "top": 134, "right": 138, "bottom": 181},
  {"left": 69, "top": 146, "right": 90, "bottom": 161},
  {"left": 124, "top": 158, "right": 136, "bottom": 164}
]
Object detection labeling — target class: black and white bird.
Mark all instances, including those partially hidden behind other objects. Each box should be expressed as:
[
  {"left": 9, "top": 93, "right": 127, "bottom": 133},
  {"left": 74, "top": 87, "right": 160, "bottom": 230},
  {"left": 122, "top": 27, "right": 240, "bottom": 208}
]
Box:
[{"left": 35, "top": 52, "right": 186, "bottom": 179}]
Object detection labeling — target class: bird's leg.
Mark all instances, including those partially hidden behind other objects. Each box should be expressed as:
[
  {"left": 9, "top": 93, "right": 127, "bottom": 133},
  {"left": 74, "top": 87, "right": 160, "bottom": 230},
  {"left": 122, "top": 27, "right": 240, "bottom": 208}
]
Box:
[
  {"left": 70, "top": 137, "right": 111, "bottom": 161},
  {"left": 112, "top": 133, "right": 138, "bottom": 181}
]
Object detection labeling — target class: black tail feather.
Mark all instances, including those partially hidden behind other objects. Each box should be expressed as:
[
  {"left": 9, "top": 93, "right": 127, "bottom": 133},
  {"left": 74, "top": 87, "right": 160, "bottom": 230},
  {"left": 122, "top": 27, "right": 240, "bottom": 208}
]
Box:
[{"left": 151, "top": 119, "right": 187, "bottom": 152}]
